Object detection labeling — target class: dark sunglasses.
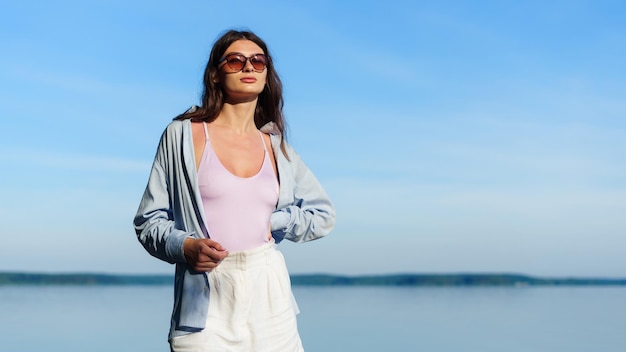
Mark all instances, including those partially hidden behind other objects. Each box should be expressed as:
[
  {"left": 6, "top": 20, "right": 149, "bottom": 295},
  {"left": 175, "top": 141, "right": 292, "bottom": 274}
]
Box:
[{"left": 218, "top": 53, "right": 268, "bottom": 72}]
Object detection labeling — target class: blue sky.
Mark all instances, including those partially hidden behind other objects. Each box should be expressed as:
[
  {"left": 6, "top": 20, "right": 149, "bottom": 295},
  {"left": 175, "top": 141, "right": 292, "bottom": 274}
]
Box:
[{"left": 1, "top": 0, "right": 625, "bottom": 277}]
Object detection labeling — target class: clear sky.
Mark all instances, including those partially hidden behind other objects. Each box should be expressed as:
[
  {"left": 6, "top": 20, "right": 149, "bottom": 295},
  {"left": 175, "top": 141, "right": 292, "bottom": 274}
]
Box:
[{"left": 1, "top": 0, "right": 624, "bottom": 277}]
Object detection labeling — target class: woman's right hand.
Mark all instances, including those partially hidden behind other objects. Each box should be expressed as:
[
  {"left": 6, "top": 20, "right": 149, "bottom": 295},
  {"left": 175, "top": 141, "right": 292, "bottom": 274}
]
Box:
[{"left": 183, "top": 238, "right": 229, "bottom": 272}]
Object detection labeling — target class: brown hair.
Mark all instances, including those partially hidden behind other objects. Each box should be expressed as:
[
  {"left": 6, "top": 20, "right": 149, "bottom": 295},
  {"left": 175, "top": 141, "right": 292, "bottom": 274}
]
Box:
[{"left": 175, "top": 29, "right": 288, "bottom": 156}]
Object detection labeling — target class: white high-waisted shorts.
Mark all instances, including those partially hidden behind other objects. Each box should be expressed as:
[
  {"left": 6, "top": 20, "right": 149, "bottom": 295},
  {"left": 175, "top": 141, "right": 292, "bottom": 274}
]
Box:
[{"left": 170, "top": 240, "right": 304, "bottom": 352}]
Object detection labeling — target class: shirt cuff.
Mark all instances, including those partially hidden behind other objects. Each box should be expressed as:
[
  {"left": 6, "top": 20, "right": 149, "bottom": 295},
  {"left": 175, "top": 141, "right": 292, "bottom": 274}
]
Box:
[{"left": 271, "top": 211, "right": 290, "bottom": 231}]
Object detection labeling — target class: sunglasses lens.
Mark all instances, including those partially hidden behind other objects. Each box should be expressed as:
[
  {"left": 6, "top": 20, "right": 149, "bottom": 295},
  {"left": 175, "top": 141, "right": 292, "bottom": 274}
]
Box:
[
  {"left": 226, "top": 55, "right": 246, "bottom": 71},
  {"left": 250, "top": 55, "right": 267, "bottom": 70}
]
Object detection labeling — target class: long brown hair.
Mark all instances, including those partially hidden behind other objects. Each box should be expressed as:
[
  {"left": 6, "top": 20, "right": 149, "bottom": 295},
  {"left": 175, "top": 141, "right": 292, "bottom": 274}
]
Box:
[{"left": 175, "top": 29, "right": 288, "bottom": 156}]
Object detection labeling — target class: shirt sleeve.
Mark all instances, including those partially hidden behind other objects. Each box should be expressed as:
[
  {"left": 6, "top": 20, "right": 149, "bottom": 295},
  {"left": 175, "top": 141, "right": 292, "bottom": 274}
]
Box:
[
  {"left": 271, "top": 147, "right": 336, "bottom": 243},
  {"left": 133, "top": 131, "right": 190, "bottom": 264}
]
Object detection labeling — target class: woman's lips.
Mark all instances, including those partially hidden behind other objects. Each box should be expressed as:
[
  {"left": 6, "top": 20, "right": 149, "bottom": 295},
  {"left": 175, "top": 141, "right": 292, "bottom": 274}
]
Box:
[{"left": 240, "top": 77, "right": 257, "bottom": 83}]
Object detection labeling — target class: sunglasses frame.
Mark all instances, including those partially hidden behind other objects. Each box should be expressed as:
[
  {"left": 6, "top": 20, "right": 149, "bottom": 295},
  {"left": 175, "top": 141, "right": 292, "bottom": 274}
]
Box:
[{"left": 218, "top": 52, "right": 268, "bottom": 73}]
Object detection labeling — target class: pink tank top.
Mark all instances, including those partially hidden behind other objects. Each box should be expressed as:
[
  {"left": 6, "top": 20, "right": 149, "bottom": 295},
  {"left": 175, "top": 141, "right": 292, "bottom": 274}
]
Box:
[{"left": 197, "top": 123, "right": 279, "bottom": 252}]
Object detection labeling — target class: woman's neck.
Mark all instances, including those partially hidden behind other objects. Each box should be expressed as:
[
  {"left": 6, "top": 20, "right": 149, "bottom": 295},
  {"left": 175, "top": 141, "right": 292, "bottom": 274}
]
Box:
[{"left": 214, "top": 100, "right": 258, "bottom": 134}]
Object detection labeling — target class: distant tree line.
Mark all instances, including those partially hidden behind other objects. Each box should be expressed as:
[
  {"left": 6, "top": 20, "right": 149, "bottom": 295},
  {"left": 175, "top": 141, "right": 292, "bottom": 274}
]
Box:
[
  {"left": 289, "top": 274, "right": 626, "bottom": 286},
  {"left": 1, "top": 272, "right": 625, "bottom": 286},
  {"left": 0, "top": 272, "right": 171, "bottom": 286}
]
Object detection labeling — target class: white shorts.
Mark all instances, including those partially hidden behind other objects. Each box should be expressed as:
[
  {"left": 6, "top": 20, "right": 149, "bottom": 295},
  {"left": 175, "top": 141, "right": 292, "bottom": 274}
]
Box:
[{"left": 170, "top": 241, "right": 304, "bottom": 352}]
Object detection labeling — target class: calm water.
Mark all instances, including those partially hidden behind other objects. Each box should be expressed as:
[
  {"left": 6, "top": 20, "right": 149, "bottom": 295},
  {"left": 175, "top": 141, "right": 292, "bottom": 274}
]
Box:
[{"left": 1, "top": 285, "right": 624, "bottom": 351}]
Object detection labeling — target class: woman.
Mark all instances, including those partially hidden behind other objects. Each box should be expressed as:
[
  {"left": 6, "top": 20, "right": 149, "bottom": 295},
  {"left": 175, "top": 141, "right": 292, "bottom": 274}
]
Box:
[{"left": 133, "top": 29, "right": 335, "bottom": 351}]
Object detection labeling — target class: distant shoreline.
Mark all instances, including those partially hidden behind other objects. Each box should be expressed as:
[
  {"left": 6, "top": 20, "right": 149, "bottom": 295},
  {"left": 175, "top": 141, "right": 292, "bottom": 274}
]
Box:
[{"left": 1, "top": 272, "right": 625, "bottom": 286}]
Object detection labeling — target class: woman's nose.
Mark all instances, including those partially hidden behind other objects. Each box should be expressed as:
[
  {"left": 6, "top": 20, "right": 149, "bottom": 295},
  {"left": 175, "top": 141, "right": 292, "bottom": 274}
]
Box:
[{"left": 242, "top": 58, "right": 255, "bottom": 72}]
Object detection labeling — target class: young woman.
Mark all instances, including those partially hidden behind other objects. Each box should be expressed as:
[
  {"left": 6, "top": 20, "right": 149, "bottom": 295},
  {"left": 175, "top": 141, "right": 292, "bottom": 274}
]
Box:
[{"left": 134, "top": 29, "right": 335, "bottom": 351}]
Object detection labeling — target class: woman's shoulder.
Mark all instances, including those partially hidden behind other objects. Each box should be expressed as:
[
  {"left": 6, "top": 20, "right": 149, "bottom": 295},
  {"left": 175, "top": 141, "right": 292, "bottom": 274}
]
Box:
[
  {"left": 165, "top": 118, "right": 186, "bottom": 129},
  {"left": 164, "top": 106, "right": 197, "bottom": 133},
  {"left": 162, "top": 118, "right": 190, "bottom": 137},
  {"left": 153, "top": 119, "right": 191, "bottom": 153},
  {"left": 260, "top": 121, "right": 280, "bottom": 135}
]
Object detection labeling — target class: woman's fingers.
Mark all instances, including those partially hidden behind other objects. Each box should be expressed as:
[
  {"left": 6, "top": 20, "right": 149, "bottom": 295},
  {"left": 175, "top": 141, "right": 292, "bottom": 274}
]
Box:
[
  {"left": 198, "top": 240, "right": 229, "bottom": 262},
  {"left": 184, "top": 238, "right": 229, "bottom": 272}
]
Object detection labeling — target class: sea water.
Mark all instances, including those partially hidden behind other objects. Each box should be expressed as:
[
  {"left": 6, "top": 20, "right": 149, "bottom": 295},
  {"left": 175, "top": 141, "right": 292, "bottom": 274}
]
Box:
[{"left": 1, "top": 285, "right": 624, "bottom": 351}]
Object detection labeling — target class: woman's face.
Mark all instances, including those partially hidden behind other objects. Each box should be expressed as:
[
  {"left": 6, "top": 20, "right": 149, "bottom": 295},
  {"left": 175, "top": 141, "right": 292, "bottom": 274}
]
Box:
[{"left": 216, "top": 39, "right": 268, "bottom": 102}]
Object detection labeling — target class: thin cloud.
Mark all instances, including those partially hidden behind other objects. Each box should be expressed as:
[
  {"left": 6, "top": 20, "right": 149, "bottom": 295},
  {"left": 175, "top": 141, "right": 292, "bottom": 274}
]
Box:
[{"left": 0, "top": 147, "right": 151, "bottom": 173}]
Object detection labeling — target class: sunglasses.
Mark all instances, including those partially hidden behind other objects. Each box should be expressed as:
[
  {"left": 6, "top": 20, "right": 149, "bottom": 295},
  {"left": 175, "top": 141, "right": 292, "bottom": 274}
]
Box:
[{"left": 218, "top": 53, "right": 268, "bottom": 73}]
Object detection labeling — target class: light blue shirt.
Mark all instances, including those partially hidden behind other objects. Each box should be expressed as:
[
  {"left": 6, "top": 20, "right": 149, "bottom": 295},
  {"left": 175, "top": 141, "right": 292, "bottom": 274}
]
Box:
[{"left": 133, "top": 118, "right": 335, "bottom": 339}]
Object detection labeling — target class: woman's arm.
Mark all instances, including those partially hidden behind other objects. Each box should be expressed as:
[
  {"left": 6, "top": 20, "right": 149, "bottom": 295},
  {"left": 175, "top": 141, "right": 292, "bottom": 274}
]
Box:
[
  {"left": 134, "top": 125, "right": 228, "bottom": 269},
  {"left": 133, "top": 155, "right": 190, "bottom": 264},
  {"left": 271, "top": 146, "right": 336, "bottom": 243}
]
